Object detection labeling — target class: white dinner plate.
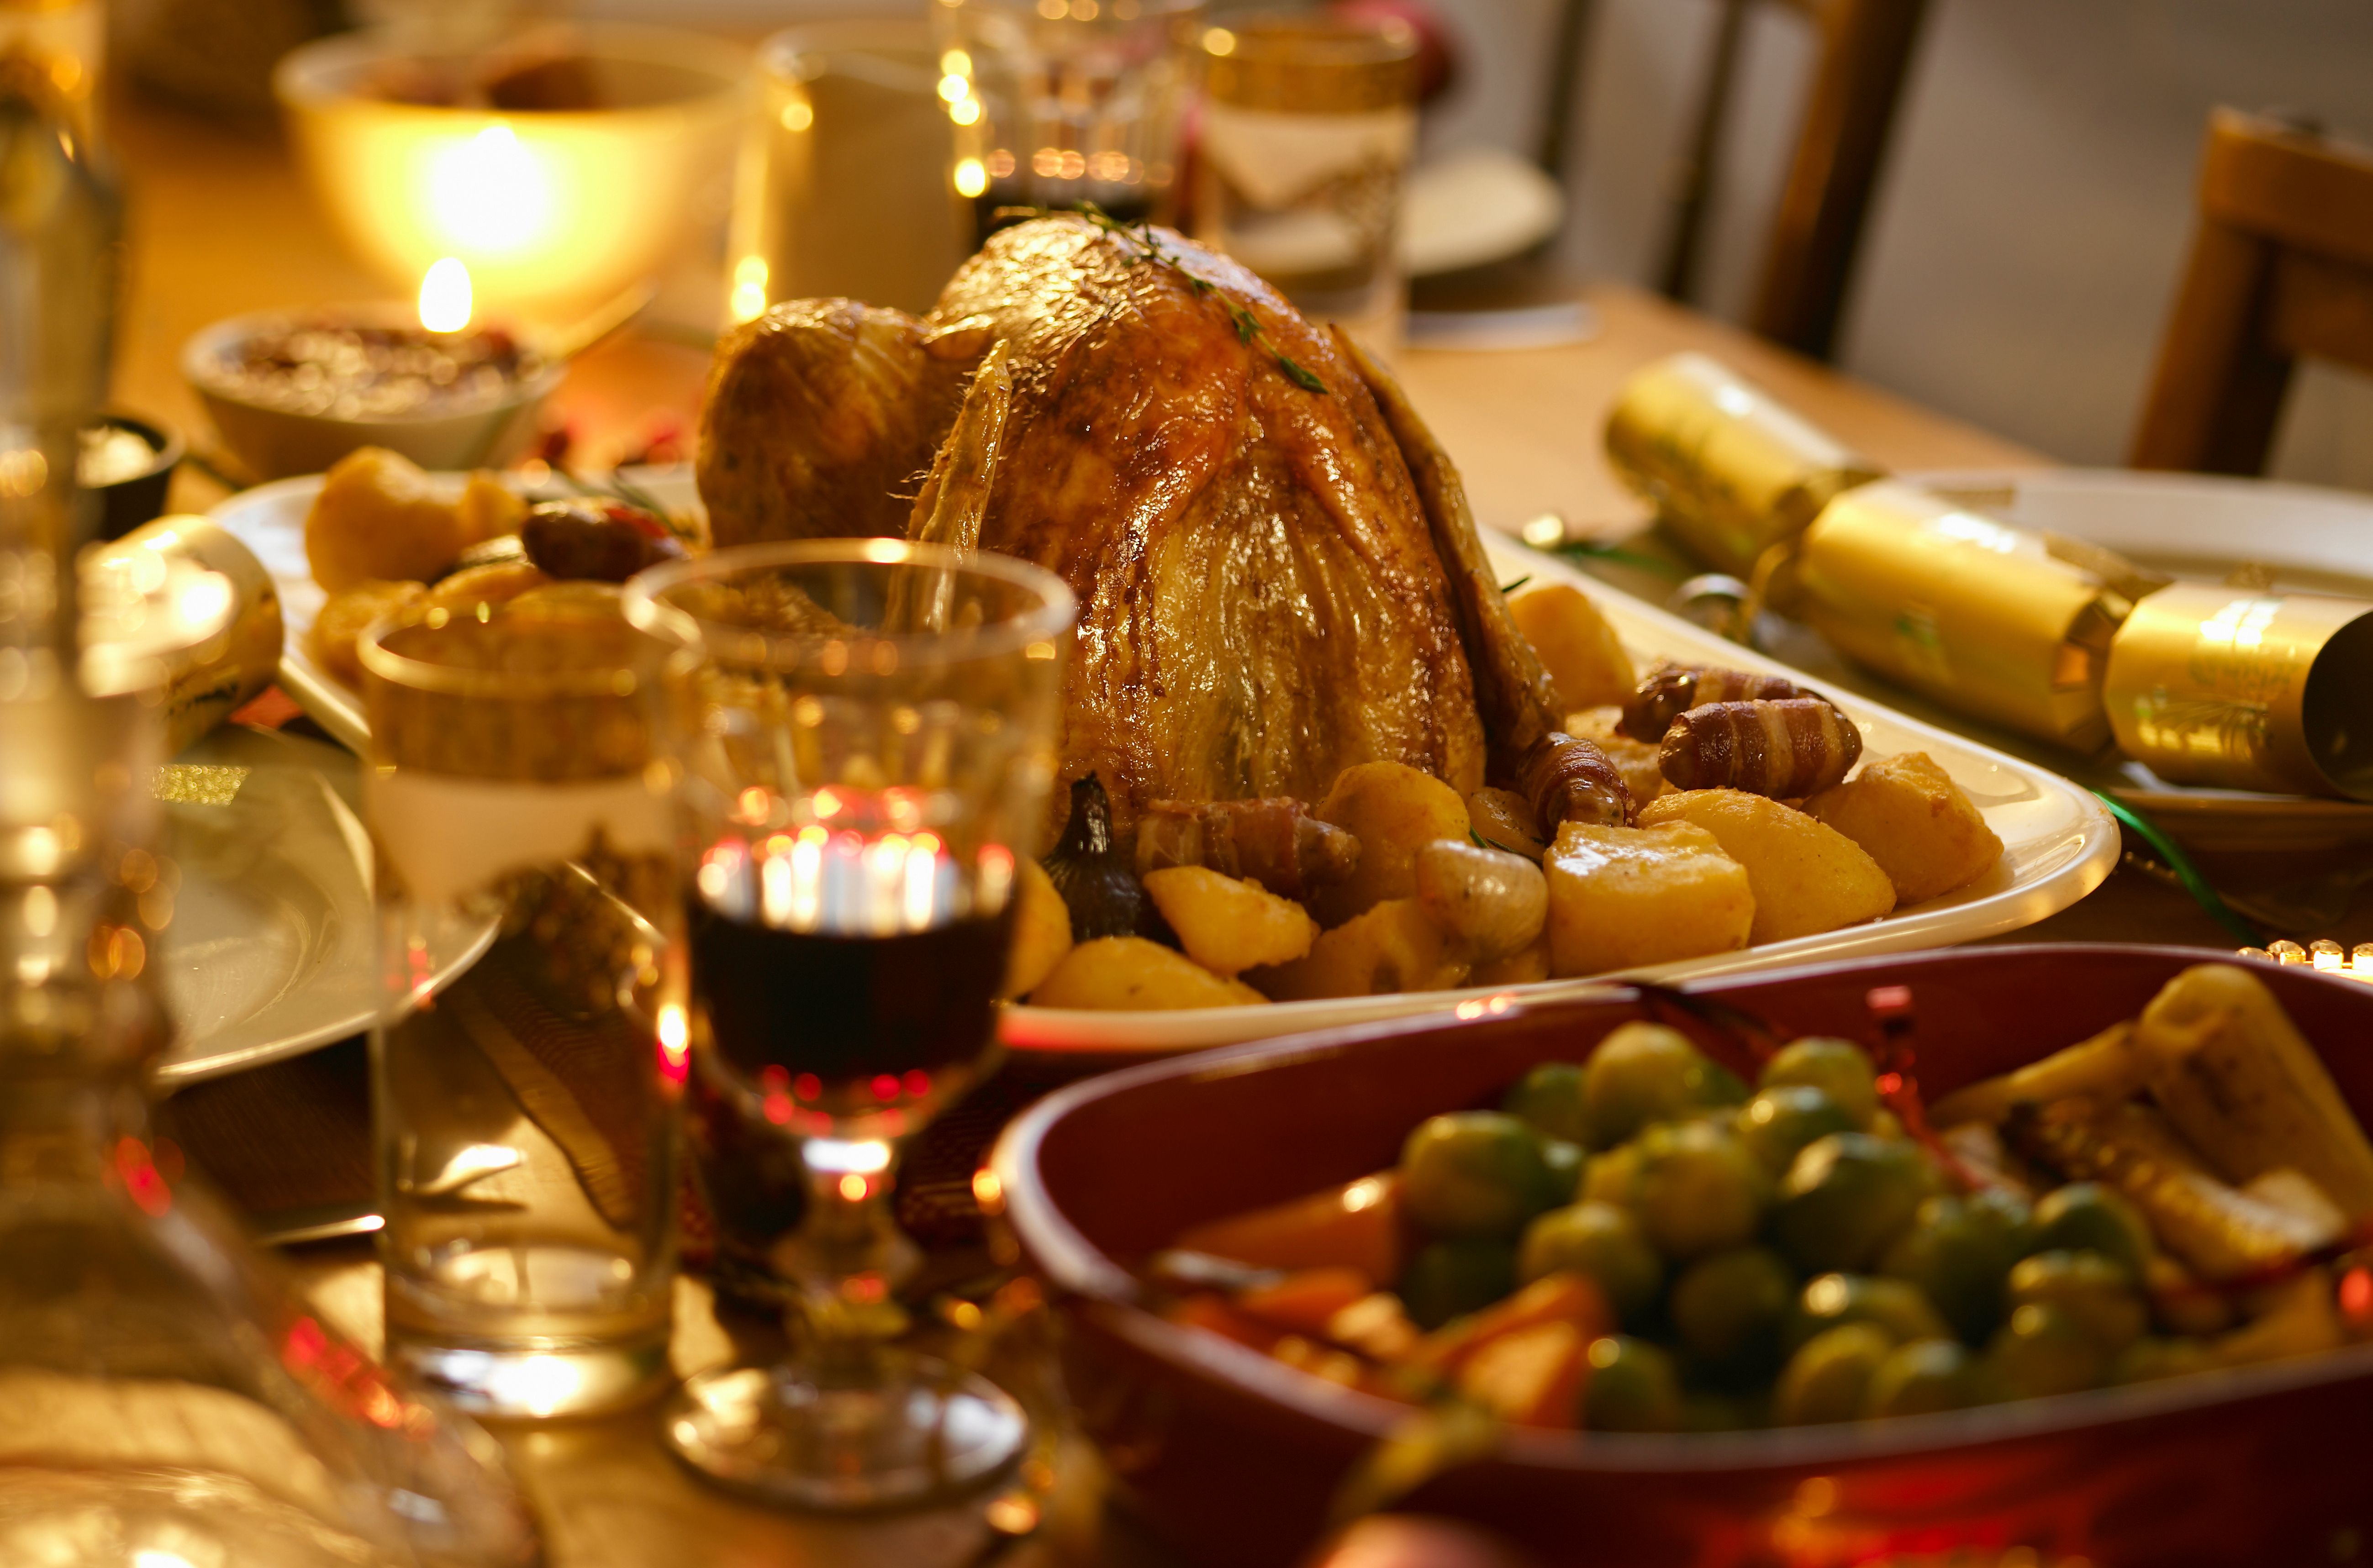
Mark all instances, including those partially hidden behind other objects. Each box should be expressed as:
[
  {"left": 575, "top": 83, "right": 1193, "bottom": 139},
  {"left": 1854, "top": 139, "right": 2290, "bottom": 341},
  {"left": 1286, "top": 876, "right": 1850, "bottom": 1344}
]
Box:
[
  {"left": 1910, "top": 467, "right": 2373, "bottom": 600},
  {"left": 213, "top": 468, "right": 2119, "bottom": 1060},
  {"left": 154, "top": 725, "right": 497, "bottom": 1086},
  {"left": 1400, "top": 148, "right": 1566, "bottom": 279}
]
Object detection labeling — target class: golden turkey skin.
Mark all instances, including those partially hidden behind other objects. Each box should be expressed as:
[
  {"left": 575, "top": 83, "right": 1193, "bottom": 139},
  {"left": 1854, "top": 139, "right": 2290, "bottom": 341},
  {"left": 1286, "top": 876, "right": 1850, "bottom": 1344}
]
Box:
[{"left": 698, "top": 216, "right": 1560, "bottom": 837}]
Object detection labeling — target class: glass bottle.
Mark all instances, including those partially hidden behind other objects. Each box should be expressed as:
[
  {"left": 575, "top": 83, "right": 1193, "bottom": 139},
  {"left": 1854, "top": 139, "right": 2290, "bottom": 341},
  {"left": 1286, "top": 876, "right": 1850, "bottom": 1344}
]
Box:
[{"left": 0, "top": 80, "right": 539, "bottom": 1568}]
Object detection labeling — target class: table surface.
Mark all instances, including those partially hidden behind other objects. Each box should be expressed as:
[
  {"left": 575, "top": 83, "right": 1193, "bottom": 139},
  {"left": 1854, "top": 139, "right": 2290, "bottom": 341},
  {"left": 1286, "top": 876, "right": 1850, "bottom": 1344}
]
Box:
[{"left": 100, "top": 77, "right": 2362, "bottom": 1568}]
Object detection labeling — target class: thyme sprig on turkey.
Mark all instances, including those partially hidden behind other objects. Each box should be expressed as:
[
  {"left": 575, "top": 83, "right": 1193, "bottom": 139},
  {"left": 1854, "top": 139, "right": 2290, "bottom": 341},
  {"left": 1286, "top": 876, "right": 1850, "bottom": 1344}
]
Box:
[{"left": 1003, "top": 203, "right": 1331, "bottom": 394}]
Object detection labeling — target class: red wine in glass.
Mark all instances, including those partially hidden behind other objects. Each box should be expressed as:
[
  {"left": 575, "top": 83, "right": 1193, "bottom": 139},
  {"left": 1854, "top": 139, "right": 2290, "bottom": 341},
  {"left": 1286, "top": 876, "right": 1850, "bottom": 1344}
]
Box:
[{"left": 683, "top": 811, "right": 1013, "bottom": 1291}]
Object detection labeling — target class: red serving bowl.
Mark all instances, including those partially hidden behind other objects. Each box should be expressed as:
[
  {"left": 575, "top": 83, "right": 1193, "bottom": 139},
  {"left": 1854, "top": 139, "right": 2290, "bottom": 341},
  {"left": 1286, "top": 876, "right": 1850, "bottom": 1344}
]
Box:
[{"left": 992, "top": 945, "right": 2373, "bottom": 1568}]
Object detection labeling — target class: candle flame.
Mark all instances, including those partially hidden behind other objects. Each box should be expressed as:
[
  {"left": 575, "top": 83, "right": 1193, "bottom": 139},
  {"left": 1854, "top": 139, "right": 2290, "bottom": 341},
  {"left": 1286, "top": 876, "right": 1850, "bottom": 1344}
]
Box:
[{"left": 418, "top": 257, "right": 472, "bottom": 332}]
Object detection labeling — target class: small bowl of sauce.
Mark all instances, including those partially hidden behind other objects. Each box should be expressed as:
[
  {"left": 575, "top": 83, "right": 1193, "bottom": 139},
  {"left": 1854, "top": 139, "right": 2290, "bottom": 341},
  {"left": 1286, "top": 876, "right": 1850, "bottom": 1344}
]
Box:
[{"left": 83, "top": 411, "right": 185, "bottom": 539}]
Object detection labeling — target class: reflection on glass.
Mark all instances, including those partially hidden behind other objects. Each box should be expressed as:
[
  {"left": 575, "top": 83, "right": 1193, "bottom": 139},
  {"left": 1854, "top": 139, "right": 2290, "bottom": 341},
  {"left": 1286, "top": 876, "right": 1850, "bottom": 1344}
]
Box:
[{"left": 938, "top": 0, "right": 1204, "bottom": 243}]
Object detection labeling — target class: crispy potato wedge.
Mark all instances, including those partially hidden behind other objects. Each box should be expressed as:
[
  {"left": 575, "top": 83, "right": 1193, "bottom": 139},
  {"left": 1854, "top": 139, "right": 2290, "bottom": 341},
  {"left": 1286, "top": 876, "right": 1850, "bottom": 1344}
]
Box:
[
  {"left": 1003, "top": 858, "right": 1074, "bottom": 999},
  {"left": 1144, "top": 865, "right": 1319, "bottom": 976},
  {"left": 1030, "top": 936, "right": 1267, "bottom": 1010}
]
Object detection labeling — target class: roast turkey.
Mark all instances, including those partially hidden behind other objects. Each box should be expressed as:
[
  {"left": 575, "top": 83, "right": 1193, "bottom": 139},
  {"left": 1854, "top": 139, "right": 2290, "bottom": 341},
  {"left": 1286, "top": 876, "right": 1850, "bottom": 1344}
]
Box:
[{"left": 697, "top": 214, "right": 1559, "bottom": 835}]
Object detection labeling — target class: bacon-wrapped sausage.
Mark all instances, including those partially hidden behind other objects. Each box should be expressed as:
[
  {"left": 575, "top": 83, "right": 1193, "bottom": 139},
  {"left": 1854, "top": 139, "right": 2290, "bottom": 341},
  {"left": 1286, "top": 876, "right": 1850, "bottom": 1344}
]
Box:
[
  {"left": 1134, "top": 797, "right": 1360, "bottom": 901},
  {"left": 1515, "top": 731, "right": 1635, "bottom": 831},
  {"left": 1619, "top": 662, "right": 1815, "bottom": 743},
  {"left": 1659, "top": 698, "right": 1862, "bottom": 798}
]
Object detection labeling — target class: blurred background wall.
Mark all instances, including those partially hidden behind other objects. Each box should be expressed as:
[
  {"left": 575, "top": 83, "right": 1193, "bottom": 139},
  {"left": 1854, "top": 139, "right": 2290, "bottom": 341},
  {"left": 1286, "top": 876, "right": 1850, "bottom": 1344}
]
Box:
[{"left": 578, "top": 0, "right": 2373, "bottom": 489}]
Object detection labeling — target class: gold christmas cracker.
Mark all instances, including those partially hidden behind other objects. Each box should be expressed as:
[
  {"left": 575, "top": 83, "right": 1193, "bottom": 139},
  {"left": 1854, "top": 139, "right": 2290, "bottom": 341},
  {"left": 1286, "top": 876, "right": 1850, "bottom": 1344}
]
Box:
[
  {"left": 2103, "top": 583, "right": 2373, "bottom": 799},
  {"left": 86, "top": 516, "right": 284, "bottom": 756},
  {"left": 1603, "top": 352, "right": 1885, "bottom": 577},
  {"left": 1790, "top": 480, "right": 2166, "bottom": 751},
  {"left": 152, "top": 764, "right": 250, "bottom": 807}
]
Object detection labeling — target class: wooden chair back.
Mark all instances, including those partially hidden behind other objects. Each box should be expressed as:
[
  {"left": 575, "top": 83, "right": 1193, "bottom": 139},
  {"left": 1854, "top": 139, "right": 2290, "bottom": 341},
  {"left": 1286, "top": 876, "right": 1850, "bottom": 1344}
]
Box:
[
  {"left": 2129, "top": 108, "right": 2373, "bottom": 475},
  {"left": 1656, "top": 0, "right": 1931, "bottom": 362}
]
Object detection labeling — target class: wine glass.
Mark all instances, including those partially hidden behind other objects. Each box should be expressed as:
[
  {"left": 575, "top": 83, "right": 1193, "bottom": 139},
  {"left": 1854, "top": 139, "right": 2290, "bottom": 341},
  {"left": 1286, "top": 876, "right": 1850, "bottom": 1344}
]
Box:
[{"left": 625, "top": 538, "right": 1074, "bottom": 1510}]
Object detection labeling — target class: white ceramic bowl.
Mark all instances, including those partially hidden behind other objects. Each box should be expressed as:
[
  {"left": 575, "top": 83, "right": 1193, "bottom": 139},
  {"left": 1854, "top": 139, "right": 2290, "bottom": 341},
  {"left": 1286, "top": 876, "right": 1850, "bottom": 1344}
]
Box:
[{"left": 181, "top": 306, "right": 565, "bottom": 481}]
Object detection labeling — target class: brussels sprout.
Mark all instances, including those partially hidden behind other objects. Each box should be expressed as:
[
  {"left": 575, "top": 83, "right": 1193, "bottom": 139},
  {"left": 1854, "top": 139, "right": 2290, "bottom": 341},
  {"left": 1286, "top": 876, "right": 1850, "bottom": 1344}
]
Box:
[
  {"left": 1681, "top": 1389, "right": 1759, "bottom": 1431},
  {"left": 1864, "top": 1338, "right": 1986, "bottom": 1418},
  {"left": 1503, "top": 1061, "right": 1593, "bottom": 1145},
  {"left": 1965, "top": 1185, "right": 2037, "bottom": 1252},
  {"left": 1582, "top": 1143, "right": 1642, "bottom": 1206},
  {"left": 1583, "top": 1023, "right": 1731, "bottom": 1147},
  {"left": 1542, "top": 1138, "right": 1585, "bottom": 1205},
  {"left": 2030, "top": 1183, "right": 2154, "bottom": 1277},
  {"left": 1735, "top": 1086, "right": 1858, "bottom": 1174},
  {"left": 1518, "top": 1201, "right": 1663, "bottom": 1326},
  {"left": 1697, "top": 1058, "right": 1753, "bottom": 1109},
  {"left": 1784, "top": 1272, "right": 1951, "bottom": 1354},
  {"left": 1399, "top": 1238, "right": 1519, "bottom": 1330},
  {"left": 1880, "top": 1190, "right": 2030, "bottom": 1342},
  {"left": 1774, "top": 1132, "right": 1934, "bottom": 1273},
  {"left": 1988, "top": 1302, "right": 2109, "bottom": 1399},
  {"left": 1400, "top": 1112, "right": 1561, "bottom": 1239},
  {"left": 2111, "top": 1336, "right": 2219, "bottom": 1385},
  {"left": 2006, "top": 1250, "right": 2146, "bottom": 1354},
  {"left": 1582, "top": 1335, "right": 1684, "bottom": 1432},
  {"left": 1760, "top": 1037, "right": 1882, "bottom": 1127},
  {"left": 1774, "top": 1323, "right": 1895, "bottom": 1425},
  {"left": 1668, "top": 1246, "right": 1795, "bottom": 1371},
  {"left": 1629, "top": 1120, "right": 1773, "bottom": 1259}
]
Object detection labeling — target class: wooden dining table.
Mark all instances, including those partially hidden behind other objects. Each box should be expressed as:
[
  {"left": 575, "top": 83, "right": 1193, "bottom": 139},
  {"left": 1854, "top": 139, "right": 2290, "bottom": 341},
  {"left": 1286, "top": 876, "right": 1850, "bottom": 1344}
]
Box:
[{"left": 100, "top": 75, "right": 2366, "bottom": 1568}]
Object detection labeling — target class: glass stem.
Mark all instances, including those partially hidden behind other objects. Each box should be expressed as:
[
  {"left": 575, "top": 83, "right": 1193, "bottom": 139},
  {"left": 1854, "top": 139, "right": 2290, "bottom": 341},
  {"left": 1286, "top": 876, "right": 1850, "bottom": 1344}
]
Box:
[{"left": 777, "top": 1139, "right": 921, "bottom": 1358}]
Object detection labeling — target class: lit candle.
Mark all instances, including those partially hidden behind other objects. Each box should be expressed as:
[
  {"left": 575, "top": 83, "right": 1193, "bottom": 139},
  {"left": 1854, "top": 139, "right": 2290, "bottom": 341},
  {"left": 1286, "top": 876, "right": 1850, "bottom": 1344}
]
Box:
[
  {"left": 2239, "top": 938, "right": 2373, "bottom": 983},
  {"left": 417, "top": 256, "right": 472, "bottom": 333}
]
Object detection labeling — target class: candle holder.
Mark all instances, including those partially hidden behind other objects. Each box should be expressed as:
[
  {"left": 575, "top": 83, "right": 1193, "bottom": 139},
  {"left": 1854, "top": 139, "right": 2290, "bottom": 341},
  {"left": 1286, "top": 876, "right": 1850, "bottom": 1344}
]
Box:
[{"left": 274, "top": 22, "right": 749, "bottom": 328}]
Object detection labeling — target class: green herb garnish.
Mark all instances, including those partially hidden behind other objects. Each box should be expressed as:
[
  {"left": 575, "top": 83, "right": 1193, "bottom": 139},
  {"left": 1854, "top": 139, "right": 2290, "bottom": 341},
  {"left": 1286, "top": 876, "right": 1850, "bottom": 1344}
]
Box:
[{"left": 1058, "top": 202, "right": 1329, "bottom": 395}]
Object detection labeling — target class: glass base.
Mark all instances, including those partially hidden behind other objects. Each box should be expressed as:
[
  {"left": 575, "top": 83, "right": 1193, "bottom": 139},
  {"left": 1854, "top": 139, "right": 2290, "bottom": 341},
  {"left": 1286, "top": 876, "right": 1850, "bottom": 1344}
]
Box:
[
  {"left": 388, "top": 1329, "right": 672, "bottom": 1420},
  {"left": 664, "top": 1358, "right": 1028, "bottom": 1510}
]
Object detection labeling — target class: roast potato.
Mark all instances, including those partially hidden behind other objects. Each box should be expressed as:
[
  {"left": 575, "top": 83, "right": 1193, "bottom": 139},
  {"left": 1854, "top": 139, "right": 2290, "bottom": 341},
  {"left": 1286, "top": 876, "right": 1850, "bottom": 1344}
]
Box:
[
  {"left": 456, "top": 470, "right": 527, "bottom": 545},
  {"left": 1542, "top": 820, "right": 1755, "bottom": 977},
  {"left": 306, "top": 447, "right": 485, "bottom": 592},
  {"left": 1030, "top": 936, "right": 1267, "bottom": 1010},
  {"left": 1144, "top": 865, "right": 1319, "bottom": 976},
  {"left": 1565, "top": 705, "right": 1667, "bottom": 810},
  {"left": 309, "top": 579, "right": 426, "bottom": 684},
  {"left": 1471, "top": 932, "right": 1551, "bottom": 986},
  {"left": 1509, "top": 582, "right": 1638, "bottom": 711},
  {"left": 1003, "top": 858, "right": 1074, "bottom": 999},
  {"left": 1637, "top": 789, "right": 1895, "bottom": 943},
  {"left": 426, "top": 560, "right": 551, "bottom": 614},
  {"left": 1313, "top": 762, "right": 1472, "bottom": 926},
  {"left": 1803, "top": 752, "right": 2003, "bottom": 904},
  {"left": 1254, "top": 898, "right": 1471, "bottom": 1000}
]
